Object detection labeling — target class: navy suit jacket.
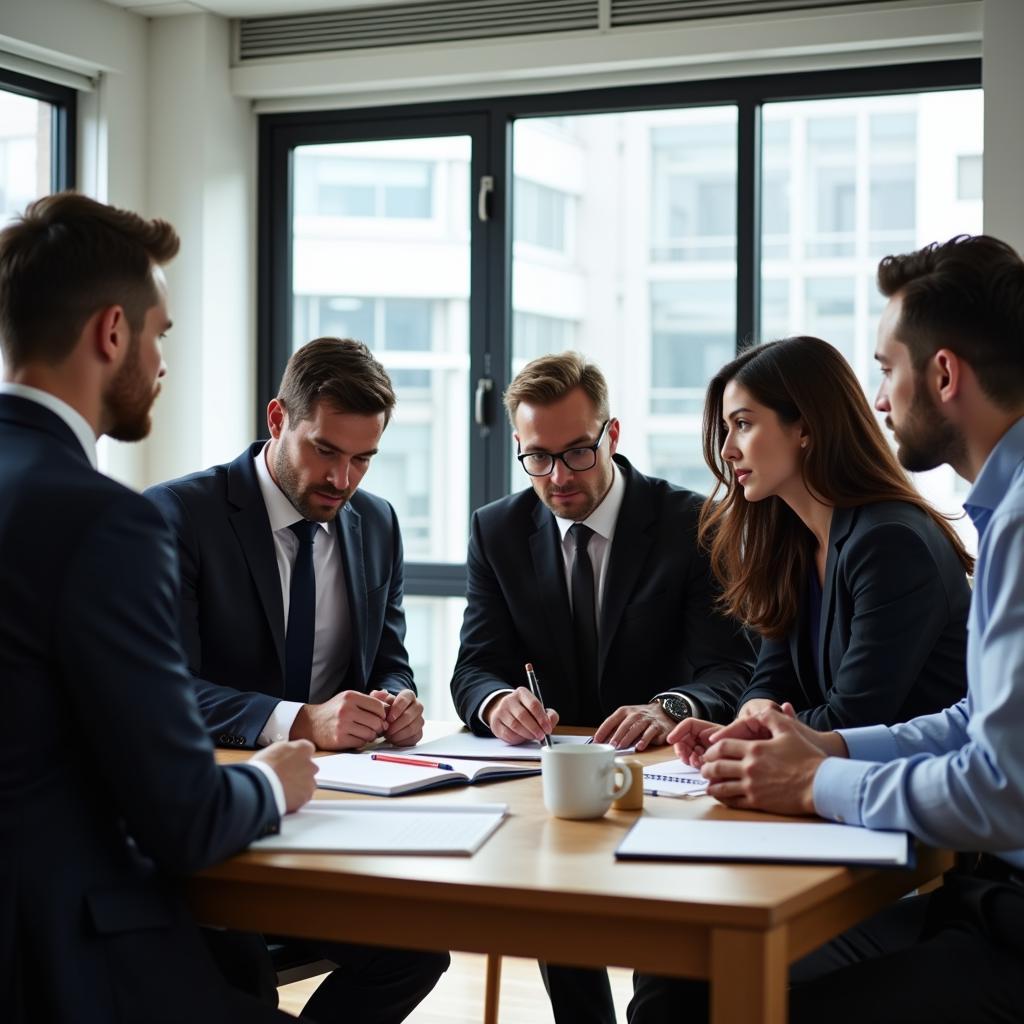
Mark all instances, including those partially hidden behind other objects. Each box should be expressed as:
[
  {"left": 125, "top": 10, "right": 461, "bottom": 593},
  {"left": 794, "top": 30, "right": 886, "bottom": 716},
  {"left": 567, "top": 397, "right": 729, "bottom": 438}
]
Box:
[
  {"left": 146, "top": 442, "right": 414, "bottom": 747},
  {"left": 740, "top": 501, "right": 970, "bottom": 729},
  {"left": 0, "top": 395, "right": 281, "bottom": 1024},
  {"left": 451, "top": 455, "right": 756, "bottom": 731}
]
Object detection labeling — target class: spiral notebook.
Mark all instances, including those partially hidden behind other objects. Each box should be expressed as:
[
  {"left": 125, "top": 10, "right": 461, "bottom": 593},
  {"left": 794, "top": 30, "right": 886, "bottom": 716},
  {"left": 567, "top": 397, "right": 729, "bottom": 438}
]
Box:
[{"left": 642, "top": 759, "right": 710, "bottom": 797}]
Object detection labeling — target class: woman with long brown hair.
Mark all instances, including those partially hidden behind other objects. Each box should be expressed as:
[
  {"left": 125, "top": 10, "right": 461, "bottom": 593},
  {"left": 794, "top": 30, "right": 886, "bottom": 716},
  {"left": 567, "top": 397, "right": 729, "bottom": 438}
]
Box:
[{"left": 689, "top": 334, "right": 971, "bottom": 733}]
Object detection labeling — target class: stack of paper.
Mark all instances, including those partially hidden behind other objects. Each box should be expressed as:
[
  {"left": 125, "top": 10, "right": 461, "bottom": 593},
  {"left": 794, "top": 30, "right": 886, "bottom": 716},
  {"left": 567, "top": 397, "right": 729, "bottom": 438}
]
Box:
[{"left": 252, "top": 800, "right": 508, "bottom": 855}]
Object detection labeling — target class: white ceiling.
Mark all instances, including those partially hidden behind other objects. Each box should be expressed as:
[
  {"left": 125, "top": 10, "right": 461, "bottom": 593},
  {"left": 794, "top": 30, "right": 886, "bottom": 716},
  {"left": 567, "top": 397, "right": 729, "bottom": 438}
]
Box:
[{"left": 102, "top": 0, "right": 430, "bottom": 18}]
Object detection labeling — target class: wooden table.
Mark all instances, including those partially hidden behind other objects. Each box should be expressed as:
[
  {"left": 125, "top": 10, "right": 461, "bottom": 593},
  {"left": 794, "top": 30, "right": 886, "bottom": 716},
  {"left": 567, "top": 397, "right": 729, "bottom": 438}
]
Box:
[{"left": 191, "top": 727, "right": 950, "bottom": 1024}]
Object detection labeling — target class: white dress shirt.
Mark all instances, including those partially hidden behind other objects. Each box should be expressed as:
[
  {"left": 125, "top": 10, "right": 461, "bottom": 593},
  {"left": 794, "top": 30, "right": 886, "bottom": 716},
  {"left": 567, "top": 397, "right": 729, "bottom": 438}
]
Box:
[
  {"left": 254, "top": 442, "right": 352, "bottom": 744},
  {"left": 479, "top": 463, "right": 627, "bottom": 723}
]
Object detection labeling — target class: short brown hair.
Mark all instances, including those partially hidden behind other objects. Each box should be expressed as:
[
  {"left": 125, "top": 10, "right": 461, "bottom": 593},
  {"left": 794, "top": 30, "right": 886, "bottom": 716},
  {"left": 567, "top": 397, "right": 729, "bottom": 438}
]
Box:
[
  {"left": 877, "top": 234, "right": 1024, "bottom": 410},
  {"left": 0, "top": 191, "right": 179, "bottom": 368},
  {"left": 278, "top": 337, "right": 397, "bottom": 426},
  {"left": 503, "top": 351, "right": 609, "bottom": 425}
]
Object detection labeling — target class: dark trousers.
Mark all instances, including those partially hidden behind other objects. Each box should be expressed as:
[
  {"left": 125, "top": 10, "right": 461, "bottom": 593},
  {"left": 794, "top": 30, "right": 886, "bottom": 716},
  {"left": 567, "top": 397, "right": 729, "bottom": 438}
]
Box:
[
  {"left": 205, "top": 929, "right": 449, "bottom": 1023},
  {"left": 540, "top": 962, "right": 617, "bottom": 1024},
  {"left": 629, "top": 868, "right": 1024, "bottom": 1024}
]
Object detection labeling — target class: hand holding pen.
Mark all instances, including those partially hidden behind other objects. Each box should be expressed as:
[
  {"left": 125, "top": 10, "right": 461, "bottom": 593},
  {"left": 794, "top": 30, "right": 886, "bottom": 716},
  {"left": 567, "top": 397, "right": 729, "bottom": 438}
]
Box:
[{"left": 480, "top": 663, "right": 560, "bottom": 746}]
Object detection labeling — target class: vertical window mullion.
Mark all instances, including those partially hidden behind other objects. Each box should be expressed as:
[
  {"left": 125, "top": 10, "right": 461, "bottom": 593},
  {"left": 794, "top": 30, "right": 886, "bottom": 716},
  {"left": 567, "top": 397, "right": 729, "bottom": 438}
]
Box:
[{"left": 736, "top": 97, "right": 760, "bottom": 351}]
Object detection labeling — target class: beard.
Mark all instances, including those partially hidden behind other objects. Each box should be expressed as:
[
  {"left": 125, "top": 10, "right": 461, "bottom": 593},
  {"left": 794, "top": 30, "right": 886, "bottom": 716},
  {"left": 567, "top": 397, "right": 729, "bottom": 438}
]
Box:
[
  {"left": 272, "top": 440, "right": 352, "bottom": 523},
  {"left": 889, "top": 378, "right": 966, "bottom": 473},
  {"left": 105, "top": 332, "right": 159, "bottom": 442}
]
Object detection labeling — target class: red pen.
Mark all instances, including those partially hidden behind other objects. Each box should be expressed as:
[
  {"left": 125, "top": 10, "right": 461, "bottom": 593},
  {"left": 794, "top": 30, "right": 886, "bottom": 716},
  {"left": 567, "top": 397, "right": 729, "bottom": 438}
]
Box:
[{"left": 370, "top": 753, "right": 455, "bottom": 771}]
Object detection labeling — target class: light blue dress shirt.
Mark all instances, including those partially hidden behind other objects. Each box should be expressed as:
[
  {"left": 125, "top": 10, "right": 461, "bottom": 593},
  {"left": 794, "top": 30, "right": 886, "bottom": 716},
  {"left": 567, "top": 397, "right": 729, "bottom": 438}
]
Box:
[{"left": 814, "top": 415, "right": 1024, "bottom": 870}]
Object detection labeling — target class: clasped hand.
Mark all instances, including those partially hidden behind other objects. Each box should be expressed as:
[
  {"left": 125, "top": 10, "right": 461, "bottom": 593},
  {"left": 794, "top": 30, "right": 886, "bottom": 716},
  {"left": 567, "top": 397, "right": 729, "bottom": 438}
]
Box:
[
  {"left": 292, "top": 687, "right": 425, "bottom": 750},
  {"left": 667, "top": 704, "right": 846, "bottom": 815}
]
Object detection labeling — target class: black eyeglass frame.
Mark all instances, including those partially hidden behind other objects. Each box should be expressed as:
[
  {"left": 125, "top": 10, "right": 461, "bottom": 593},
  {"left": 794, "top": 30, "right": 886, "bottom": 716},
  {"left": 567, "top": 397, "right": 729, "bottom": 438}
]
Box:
[{"left": 516, "top": 419, "right": 612, "bottom": 477}]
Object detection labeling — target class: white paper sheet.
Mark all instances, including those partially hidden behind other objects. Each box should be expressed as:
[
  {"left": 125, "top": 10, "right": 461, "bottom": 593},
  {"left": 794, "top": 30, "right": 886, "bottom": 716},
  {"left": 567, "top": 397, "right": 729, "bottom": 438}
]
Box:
[
  {"left": 392, "top": 733, "right": 596, "bottom": 761},
  {"left": 252, "top": 800, "right": 508, "bottom": 855},
  {"left": 616, "top": 818, "right": 912, "bottom": 867}
]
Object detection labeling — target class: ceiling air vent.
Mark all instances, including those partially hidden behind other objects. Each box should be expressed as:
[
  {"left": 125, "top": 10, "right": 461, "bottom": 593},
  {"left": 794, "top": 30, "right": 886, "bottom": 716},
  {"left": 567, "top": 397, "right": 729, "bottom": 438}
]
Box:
[
  {"left": 238, "top": 0, "right": 600, "bottom": 60},
  {"left": 610, "top": 0, "right": 885, "bottom": 28}
]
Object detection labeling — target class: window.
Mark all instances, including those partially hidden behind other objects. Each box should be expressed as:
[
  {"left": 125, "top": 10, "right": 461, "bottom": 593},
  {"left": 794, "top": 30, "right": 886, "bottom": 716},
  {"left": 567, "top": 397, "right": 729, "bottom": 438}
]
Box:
[
  {"left": 760, "top": 85, "right": 984, "bottom": 540},
  {"left": 0, "top": 69, "right": 75, "bottom": 376},
  {"left": 261, "top": 61, "right": 982, "bottom": 716}
]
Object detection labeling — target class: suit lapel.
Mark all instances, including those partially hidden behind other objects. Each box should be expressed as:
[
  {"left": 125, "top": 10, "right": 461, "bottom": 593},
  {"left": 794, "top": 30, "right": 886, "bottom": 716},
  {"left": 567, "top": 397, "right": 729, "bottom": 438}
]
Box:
[
  {"left": 337, "top": 503, "right": 367, "bottom": 689},
  {"left": 597, "top": 462, "right": 653, "bottom": 683},
  {"left": 226, "top": 444, "right": 287, "bottom": 675},
  {"left": 528, "top": 502, "right": 576, "bottom": 695},
  {"left": 819, "top": 506, "right": 856, "bottom": 691}
]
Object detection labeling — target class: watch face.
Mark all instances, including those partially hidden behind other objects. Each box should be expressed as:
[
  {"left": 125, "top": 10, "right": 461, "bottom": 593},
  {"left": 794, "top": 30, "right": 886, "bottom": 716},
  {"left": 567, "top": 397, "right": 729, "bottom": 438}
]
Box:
[{"left": 660, "top": 696, "right": 691, "bottom": 722}]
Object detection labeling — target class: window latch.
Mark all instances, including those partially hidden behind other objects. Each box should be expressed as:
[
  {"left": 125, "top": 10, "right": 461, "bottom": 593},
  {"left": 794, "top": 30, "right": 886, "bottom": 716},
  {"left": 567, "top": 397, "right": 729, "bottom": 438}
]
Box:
[
  {"left": 477, "top": 175, "right": 494, "bottom": 222},
  {"left": 474, "top": 376, "right": 494, "bottom": 427}
]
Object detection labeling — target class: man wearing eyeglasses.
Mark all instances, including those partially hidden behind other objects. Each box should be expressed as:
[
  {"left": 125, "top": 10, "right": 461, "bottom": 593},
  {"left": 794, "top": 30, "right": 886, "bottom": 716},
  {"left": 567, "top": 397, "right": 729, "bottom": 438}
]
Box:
[{"left": 450, "top": 351, "right": 756, "bottom": 1024}]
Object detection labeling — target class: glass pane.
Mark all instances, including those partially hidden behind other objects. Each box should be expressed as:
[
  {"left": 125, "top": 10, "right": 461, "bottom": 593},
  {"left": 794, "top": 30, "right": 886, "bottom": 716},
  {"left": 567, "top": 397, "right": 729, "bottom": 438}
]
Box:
[
  {"left": 404, "top": 595, "right": 466, "bottom": 721},
  {"left": 292, "top": 137, "right": 471, "bottom": 563},
  {"left": 511, "top": 108, "right": 737, "bottom": 498},
  {"left": 760, "top": 88, "right": 984, "bottom": 543},
  {"left": 0, "top": 88, "right": 53, "bottom": 376}
]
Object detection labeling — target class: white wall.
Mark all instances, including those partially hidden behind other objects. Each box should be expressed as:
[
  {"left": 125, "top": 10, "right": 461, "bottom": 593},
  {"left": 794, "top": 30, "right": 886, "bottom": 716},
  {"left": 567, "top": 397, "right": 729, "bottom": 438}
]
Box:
[{"left": 146, "top": 14, "right": 257, "bottom": 483}]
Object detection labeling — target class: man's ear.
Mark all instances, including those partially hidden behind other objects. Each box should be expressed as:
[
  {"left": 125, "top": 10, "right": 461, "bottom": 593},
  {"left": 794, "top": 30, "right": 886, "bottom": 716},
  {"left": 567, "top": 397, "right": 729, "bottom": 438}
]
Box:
[
  {"left": 267, "top": 398, "right": 287, "bottom": 439},
  {"left": 607, "top": 417, "right": 621, "bottom": 456},
  {"left": 94, "top": 306, "right": 128, "bottom": 365},
  {"left": 934, "top": 348, "right": 962, "bottom": 405}
]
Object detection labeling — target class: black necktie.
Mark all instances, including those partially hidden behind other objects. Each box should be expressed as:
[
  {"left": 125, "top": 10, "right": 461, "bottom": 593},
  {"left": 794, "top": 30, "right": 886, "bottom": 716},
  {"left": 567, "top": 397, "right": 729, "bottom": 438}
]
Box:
[
  {"left": 570, "top": 523, "right": 599, "bottom": 693},
  {"left": 284, "top": 520, "right": 318, "bottom": 703}
]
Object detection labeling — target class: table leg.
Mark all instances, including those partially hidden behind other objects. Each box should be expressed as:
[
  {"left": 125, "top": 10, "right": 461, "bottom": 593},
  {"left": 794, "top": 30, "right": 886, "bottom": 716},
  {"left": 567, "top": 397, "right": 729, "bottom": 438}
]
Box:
[
  {"left": 484, "top": 953, "right": 502, "bottom": 1024},
  {"left": 710, "top": 925, "right": 787, "bottom": 1024}
]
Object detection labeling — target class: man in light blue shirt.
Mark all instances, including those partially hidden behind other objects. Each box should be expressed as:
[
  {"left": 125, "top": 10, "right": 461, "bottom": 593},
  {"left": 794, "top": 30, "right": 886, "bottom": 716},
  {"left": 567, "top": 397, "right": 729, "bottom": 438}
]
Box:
[{"left": 632, "top": 234, "right": 1024, "bottom": 1024}]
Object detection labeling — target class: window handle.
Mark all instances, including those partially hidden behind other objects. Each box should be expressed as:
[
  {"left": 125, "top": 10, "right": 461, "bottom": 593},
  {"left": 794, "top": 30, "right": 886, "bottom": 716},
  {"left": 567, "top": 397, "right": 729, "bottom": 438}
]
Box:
[
  {"left": 474, "top": 376, "right": 494, "bottom": 426},
  {"left": 477, "top": 175, "right": 494, "bottom": 222}
]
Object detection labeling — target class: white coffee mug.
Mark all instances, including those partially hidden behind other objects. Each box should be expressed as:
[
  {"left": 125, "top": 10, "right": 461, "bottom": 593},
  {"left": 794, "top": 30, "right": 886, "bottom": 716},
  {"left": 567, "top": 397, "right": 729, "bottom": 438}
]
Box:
[{"left": 541, "top": 743, "right": 634, "bottom": 819}]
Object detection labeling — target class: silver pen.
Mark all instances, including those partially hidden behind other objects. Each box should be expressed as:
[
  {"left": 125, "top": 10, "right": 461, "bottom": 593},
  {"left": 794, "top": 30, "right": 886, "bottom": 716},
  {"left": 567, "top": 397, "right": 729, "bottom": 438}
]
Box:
[{"left": 524, "top": 662, "right": 554, "bottom": 748}]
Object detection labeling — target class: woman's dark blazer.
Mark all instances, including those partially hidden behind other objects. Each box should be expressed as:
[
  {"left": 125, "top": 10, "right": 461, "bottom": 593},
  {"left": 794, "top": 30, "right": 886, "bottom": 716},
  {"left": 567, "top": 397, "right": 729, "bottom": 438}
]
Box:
[{"left": 738, "top": 501, "right": 970, "bottom": 729}]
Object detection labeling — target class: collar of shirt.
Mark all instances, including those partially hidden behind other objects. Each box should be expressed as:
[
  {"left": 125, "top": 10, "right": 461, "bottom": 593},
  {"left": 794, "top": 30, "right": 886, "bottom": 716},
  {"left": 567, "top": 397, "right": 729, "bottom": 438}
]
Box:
[
  {"left": 964, "top": 414, "right": 1024, "bottom": 531},
  {"left": 253, "top": 441, "right": 331, "bottom": 536},
  {"left": 553, "top": 460, "right": 625, "bottom": 543},
  {"left": 0, "top": 382, "right": 98, "bottom": 468}
]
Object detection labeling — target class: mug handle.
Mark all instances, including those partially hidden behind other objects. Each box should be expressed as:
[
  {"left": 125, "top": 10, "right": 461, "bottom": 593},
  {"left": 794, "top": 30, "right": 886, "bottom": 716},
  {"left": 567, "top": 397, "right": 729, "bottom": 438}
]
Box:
[{"left": 607, "top": 761, "right": 633, "bottom": 800}]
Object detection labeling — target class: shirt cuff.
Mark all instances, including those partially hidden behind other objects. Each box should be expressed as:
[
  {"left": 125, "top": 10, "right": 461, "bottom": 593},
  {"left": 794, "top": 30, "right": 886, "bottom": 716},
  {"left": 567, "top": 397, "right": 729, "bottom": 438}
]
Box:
[
  {"left": 838, "top": 724, "right": 901, "bottom": 764},
  {"left": 651, "top": 691, "right": 704, "bottom": 719},
  {"left": 812, "top": 757, "right": 881, "bottom": 826},
  {"left": 477, "top": 689, "right": 514, "bottom": 728},
  {"left": 257, "top": 700, "right": 304, "bottom": 747},
  {"left": 247, "top": 758, "right": 288, "bottom": 817}
]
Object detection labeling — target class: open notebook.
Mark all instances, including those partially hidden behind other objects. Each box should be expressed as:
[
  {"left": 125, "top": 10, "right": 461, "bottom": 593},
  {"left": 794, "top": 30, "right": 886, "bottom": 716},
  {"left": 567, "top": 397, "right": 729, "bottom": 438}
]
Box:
[
  {"left": 252, "top": 800, "right": 508, "bottom": 855},
  {"left": 643, "top": 759, "right": 710, "bottom": 797},
  {"left": 313, "top": 752, "right": 539, "bottom": 796}
]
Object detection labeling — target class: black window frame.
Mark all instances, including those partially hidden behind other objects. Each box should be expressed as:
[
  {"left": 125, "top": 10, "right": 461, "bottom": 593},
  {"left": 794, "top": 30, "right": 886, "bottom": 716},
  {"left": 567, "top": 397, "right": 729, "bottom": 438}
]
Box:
[
  {"left": 258, "top": 58, "right": 981, "bottom": 597},
  {"left": 0, "top": 66, "right": 77, "bottom": 198}
]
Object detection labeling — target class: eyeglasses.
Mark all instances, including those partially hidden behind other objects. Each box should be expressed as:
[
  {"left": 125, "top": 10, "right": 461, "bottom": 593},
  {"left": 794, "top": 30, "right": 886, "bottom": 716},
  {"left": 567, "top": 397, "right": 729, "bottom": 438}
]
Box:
[{"left": 516, "top": 420, "right": 611, "bottom": 478}]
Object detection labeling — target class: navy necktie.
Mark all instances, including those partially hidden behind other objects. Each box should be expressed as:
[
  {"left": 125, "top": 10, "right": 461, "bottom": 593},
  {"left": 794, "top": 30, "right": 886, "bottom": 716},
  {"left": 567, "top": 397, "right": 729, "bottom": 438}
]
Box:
[
  {"left": 570, "top": 523, "right": 599, "bottom": 693},
  {"left": 284, "top": 520, "right": 318, "bottom": 703}
]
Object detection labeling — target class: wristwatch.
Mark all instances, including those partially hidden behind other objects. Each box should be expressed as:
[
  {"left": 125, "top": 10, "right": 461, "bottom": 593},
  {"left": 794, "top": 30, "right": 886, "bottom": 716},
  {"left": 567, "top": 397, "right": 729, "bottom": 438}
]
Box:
[{"left": 650, "top": 694, "right": 693, "bottom": 723}]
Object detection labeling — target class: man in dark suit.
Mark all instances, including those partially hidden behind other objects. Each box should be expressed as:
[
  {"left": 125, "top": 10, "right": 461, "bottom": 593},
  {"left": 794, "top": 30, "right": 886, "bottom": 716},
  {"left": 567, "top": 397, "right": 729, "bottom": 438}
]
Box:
[
  {"left": 0, "top": 192, "right": 317, "bottom": 1023},
  {"left": 146, "top": 337, "right": 449, "bottom": 1021},
  {"left": 146, "top": 337, "right": 425, "bottom": 752},
  {"left": 450, "top": 351, "right": 756, "bottom": 1024}
]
